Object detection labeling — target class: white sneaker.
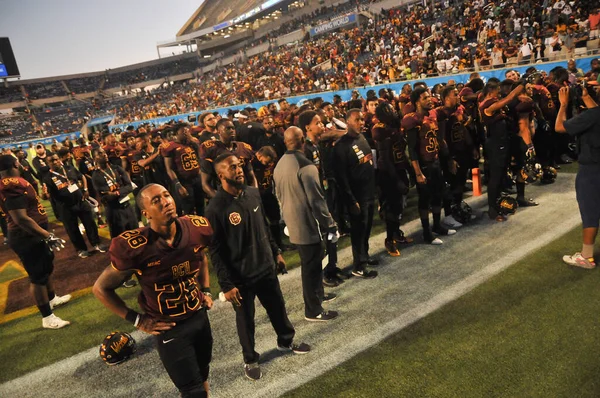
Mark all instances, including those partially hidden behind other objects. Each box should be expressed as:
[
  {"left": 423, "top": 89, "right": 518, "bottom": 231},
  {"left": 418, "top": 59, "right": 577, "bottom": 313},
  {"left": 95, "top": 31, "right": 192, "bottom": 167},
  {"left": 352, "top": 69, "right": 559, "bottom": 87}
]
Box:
[
  {"left": 49, "top": 294, "right": 71, "bottom": 310},
  {"left": 442, "top": 215, "right": 463, "bottom": 229},
  {"left": 431, "top": 238, "right": 443, "bottom": 245},
  {"left": 42, "top": 314, "right": 70, "bottom": 329},
  {"left": 446, "top": 229, "right": 457, "bottom": 236},
  {"left": 562, "top": 252, "right": 596, "bottom": 269}
]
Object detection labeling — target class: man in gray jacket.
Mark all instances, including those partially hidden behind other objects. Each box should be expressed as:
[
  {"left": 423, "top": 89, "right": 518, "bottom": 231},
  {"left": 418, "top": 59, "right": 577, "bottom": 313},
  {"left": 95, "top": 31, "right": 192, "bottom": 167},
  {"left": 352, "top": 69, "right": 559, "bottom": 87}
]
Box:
[{"left": 274, "top": 127, "right": 339, "bottom": 322}]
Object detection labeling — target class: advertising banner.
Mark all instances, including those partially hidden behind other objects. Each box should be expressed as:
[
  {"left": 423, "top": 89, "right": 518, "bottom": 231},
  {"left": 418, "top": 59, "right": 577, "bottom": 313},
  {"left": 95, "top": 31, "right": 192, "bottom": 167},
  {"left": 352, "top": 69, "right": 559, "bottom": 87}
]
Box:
[{"left": 309, "top": 14, "right": 357, "bottom": 37}]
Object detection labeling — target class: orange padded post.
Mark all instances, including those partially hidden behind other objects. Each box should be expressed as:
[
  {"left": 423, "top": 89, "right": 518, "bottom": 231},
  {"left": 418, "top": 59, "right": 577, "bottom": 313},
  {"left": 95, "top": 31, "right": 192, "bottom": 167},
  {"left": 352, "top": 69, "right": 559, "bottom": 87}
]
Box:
[{"left": 472, "top": 168, "right": 482, "bottom": 196}]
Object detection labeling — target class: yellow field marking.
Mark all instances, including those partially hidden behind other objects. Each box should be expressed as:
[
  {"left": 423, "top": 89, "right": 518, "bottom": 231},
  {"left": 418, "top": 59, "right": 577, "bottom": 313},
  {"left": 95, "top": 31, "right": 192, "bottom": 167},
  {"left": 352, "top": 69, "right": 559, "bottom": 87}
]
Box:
[
  {"left": 0, "top": 286, "right": 93, "bottom": 324},
  {"left": 0, "top": 259, "right": 26, "bottom": 275}
]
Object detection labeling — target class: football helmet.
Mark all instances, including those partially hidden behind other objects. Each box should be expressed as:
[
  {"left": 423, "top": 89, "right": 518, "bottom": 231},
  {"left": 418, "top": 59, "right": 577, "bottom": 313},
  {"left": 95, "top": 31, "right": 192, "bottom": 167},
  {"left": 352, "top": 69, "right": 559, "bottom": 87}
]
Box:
[
  {"left": 451, "top": 201, "right": 473, "bottom": 224},
  {"left": 540, "top": 166, "right": 557, "bottom": 184},
  {"left": 100, "top": 331, "right": 136, "bottom": 365},
  {"left": 498, "top": 195, "right": 518, "bottom": 215},
  {"left": 520, "top": 162, "right": 542, "bottom": 183}
]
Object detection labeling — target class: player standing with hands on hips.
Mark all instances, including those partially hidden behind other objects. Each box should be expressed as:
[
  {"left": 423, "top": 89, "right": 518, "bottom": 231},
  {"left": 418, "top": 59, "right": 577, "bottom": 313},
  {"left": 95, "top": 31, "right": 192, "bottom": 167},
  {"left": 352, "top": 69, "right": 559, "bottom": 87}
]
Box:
[
  {"left": 555, "top": 85, "right": 600, "bottom": 269},
  {"left": 93, "top": 183, "right": 215, "bottom": 397}
]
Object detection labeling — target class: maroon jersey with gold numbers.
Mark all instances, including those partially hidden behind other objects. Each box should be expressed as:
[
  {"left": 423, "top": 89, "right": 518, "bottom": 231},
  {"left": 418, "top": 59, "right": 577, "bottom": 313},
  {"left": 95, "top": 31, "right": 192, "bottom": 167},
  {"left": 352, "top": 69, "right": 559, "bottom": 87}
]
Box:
[
  {"left": 402, "top": 112, "right": 440, "bottom": 163},
  {"left": 372, "top": 123, "right": 409, "bottom": 172},
  {"left": 109, "top": 216, "right": 213, "bottom": 321},
  {"left": 0, "top": 177, "right": 47, "bottom": 233},
  {"left": 160, "top": 141, "right": 201, "bottom": 181}
]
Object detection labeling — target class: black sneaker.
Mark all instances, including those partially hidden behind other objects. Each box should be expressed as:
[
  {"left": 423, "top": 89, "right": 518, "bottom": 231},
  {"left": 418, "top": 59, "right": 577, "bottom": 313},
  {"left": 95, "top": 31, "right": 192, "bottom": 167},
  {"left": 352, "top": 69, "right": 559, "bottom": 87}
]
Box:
[
  {"left": 323, "top": 276, "right": 341, "bottom": 288},
  {"left": 335, "top": 267, "right": 351, "bottom": 280},
  {"left": 93, "top": 244, "right": 108, "bottom": 253},
  {"left": 351, "top": 269, "right": 378, "bottom": 279},
  {"left": 323, "top": 293, "right": 337, "bottom": 303},
  {"left": 367, "top": 257, "right": 380, "bottom": 266},
  {"left": 517, "top": 197, "right": 539, "bottom": 207},
  {"left": 305, "top": 310, "right": 339, "bottom": 322},
  {"left": 432, "top": 226, "right": 456, "bottom": 236},
  {"left": 277, "top": 342, "right": 311, "bottom": 354},
  {"left": 78, "top": 250, "right": 90, "bottom": 258},
  {"left": 244, "top": 363, "right": 262, "bottom": 381}
]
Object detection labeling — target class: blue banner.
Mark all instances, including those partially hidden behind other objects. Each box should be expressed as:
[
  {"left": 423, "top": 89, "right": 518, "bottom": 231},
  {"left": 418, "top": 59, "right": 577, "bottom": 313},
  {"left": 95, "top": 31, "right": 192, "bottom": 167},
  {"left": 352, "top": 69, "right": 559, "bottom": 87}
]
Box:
[
  {"left": 0, "top": 131, "right": 81, "bottom": 150},
  {"left": 310, "top": 14, "right": 357, "bottom": 37}
]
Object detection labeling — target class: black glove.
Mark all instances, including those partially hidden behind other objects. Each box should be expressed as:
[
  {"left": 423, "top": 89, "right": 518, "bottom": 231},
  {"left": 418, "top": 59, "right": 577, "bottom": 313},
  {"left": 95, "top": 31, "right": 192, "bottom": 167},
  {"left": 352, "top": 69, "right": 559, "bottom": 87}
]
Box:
[{"left": 45, "top": 233, "right": 66, "bottom": 252}]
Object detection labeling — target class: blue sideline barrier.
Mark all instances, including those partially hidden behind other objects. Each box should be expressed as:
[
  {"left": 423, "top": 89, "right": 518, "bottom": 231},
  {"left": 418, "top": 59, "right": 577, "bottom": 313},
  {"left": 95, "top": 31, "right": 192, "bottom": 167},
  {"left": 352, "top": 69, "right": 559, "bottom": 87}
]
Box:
[{"left": 0, "top": 131, "right": 81, "bottom": 150}]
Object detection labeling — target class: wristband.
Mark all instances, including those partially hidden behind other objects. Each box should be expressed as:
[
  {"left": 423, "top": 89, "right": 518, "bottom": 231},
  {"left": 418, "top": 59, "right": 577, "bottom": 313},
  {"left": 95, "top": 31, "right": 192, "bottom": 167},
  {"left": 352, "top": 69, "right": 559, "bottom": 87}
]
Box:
[
  {"left": 173, "top": 179, "right": 180, "bottom": 185},
  {"left": 125, "top": 309, "right": 140, "bottom": 325},
  {"left": 201, "top": 287, "right": 211, "bottom": 294}
]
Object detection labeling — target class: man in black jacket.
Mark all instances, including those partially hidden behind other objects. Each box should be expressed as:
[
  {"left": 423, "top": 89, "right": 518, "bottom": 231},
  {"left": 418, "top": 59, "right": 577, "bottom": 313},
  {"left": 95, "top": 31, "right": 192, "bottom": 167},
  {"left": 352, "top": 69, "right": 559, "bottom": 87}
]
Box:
[
  {"left": 205, "top": 153, "right": 309, "bottom": 381},
  {"left": 91, "top": 149, "right": 138, "bottom": 238},
  {"left": 333, "top": 109, "right": 378, "bottom": 279},
  {"left": 42, "top": 153, "right": 105, "bottom": 258}
]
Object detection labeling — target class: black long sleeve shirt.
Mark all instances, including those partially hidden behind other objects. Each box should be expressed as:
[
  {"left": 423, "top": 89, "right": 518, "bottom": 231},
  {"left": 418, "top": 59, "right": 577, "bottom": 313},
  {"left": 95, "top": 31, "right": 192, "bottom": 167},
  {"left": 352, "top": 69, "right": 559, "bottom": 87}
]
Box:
[
  {"left": 332, "top": 132, "right": 376, "bottom": 204},
  {"left": 205, "top": 186, "right": 280, "bottom": 292},
  {"left": 91, "top": 165, "right": 134, "bottom": 207}
]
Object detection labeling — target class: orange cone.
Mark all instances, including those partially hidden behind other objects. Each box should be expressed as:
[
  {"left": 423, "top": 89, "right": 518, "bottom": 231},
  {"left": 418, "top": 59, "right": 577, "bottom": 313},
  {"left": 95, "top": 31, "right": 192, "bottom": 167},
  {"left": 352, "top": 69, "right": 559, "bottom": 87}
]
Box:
[{"left": 472, "top": 168, "right": 482, "bottom": 196}]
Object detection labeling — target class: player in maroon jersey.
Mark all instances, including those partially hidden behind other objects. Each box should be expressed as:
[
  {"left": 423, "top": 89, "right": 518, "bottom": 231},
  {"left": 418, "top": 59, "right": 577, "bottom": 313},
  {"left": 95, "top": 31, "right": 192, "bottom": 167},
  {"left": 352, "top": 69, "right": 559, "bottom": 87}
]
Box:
[
  {"left": 121, "top": 131, "right": 144, "bottom": 224},
  {"left": 403, "top": 87, "right": 458, "bottom": 245},
  {"left": 435, "top": 86, "right": 478, "bottom": 227},
  {"left": 93, "top": 183, "right": 214, "bottom": 397},
  {"left": 0, "top": 155, "right": 70, "bottom": 330},
  {"left": 161, "top": 123, "right": 205, "bottom": 216},
  {"left": 199, "top": 118, "right": 257, "bottom": 199},
  {"left": 372, "top": 101, "right": 413, "bottom": 257},
  {"left": 102, "top": 131, "right": 125, "bottom": 167}
]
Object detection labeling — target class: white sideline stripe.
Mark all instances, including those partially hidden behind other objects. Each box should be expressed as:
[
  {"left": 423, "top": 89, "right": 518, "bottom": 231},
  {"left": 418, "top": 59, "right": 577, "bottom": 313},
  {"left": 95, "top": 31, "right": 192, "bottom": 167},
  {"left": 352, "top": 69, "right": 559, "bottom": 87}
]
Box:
[{"left": 250, "top": 214, "right": 582, "bottom": 398}]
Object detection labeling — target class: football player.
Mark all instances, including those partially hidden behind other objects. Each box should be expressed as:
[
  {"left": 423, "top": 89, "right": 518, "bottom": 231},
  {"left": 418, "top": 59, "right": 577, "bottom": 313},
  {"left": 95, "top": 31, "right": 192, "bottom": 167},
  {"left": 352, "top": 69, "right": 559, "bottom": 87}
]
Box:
[
  {"left": 93, "top": 184, "right": 214, "bottom": 397},
  {"left": 479, "top": 80, "right": 527, "bottom": 221},
  {"left": 161, "top": 123, "right": 205, "bottom": 216},
  {"left": 0, "top": 155, "right": 70, "bottom": 329},
  {"left": 435, "top": 86, "right": 478, "bottom": 227},
  {"left": 403, "top": 87, "right": 457, "bottom": 245},
  {"left": 199, "top": 118, "right": 257, "bottom": 199},
  {"left": 372, "top": 101, "right": 413, "bottom": 257}
]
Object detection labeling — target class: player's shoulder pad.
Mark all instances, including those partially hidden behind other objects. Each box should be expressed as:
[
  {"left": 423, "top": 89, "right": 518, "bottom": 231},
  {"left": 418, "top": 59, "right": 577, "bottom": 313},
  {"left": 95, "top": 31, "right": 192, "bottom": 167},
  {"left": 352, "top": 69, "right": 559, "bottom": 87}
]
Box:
[
  {"left": 181, "top": 215, "right": 212, "bottom": 232},
  {"left": 0, "top": 177, "right": 28, "bottom": 196},
  {"left": 459, "top": 87, "right": 474, "bottom": 98},
  {"left": 241, "top": 142, "right": 253, "bottom": 151},
  {"left": 401, "top": 112, "right": 421, "bottom": 130},
  {"left": 111, "top": 228, "right": 150, "bottom": 260}
]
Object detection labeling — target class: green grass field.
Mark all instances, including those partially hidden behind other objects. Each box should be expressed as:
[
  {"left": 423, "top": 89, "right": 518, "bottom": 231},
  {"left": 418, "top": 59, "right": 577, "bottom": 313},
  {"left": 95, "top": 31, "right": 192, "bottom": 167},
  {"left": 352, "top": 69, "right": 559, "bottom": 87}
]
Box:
[{"left": 284, "top": 226, "right": 600, "bottom": 398}]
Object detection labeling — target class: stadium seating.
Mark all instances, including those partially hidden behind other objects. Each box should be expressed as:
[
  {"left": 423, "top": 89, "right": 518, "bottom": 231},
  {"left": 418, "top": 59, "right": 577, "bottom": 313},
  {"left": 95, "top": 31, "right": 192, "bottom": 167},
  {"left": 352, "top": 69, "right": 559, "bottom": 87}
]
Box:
[
  {"left": 0, "top": 85, "right": 24, "bottom": 104},
  {"left": 23, "top": 80, "right": 68, "bottom": 100},
  {"left": 65, "top": 76, "right": 102, "bottom": 94}
]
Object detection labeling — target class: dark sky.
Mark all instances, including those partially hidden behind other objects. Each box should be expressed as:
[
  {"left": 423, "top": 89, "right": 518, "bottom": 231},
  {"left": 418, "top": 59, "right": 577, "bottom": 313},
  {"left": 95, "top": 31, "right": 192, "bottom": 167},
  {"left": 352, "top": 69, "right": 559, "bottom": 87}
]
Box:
[{"left": 0, "top": 0, "right": 202, "bottom": 79}]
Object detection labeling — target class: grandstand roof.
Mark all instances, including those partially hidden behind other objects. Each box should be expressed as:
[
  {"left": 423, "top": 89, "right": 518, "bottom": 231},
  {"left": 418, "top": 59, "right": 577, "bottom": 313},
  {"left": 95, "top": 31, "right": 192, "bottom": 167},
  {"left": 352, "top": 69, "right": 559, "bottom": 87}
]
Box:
[{"left": 176, "top": 0, "right": 294, "bottom": 39}]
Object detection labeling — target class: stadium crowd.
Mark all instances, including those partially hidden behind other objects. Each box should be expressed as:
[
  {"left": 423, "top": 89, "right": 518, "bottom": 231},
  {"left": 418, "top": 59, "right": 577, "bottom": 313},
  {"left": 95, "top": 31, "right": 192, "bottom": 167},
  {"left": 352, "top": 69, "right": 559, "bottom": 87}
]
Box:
[{"left": 2, "top": 0, "right": 599, "bottom": 137}]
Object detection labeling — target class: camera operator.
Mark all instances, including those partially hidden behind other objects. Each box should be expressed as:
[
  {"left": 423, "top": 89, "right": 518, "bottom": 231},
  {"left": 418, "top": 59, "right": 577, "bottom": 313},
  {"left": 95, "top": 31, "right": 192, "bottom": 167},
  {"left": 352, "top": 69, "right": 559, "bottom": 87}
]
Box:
[{"left": 555, "top": 85, "right": 600, "bottom": 269}]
